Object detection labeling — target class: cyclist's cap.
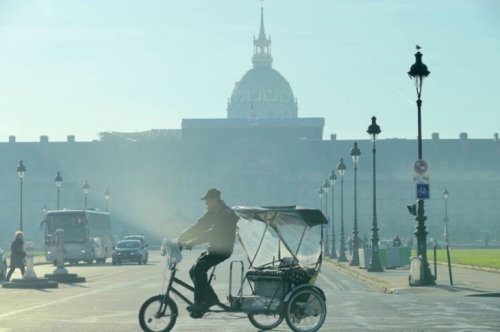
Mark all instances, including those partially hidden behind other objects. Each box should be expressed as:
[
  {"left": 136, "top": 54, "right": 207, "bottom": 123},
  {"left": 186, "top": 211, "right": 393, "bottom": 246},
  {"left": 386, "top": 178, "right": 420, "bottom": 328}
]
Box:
[{"left": 201, "top": 188, "right": 221, "bottom": 200}]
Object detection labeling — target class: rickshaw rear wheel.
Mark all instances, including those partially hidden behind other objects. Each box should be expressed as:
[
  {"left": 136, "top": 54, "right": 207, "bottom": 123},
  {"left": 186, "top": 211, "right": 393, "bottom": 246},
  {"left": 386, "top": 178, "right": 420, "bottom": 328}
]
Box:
[
  {"left": 285, "top": 289, "right": 326, "bottom": 332},
  {"left": 247, "top": 312, "right": 284, "bottom": 330},
  {"left": 139, "top": 295, "right": 178, "bottom": 332}
]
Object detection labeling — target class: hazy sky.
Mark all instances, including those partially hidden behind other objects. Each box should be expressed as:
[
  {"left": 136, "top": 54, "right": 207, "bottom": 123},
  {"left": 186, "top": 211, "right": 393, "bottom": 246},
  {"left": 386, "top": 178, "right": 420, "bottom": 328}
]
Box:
[{"left": 1, "top": 0, "right": 499, "bottom": 142}]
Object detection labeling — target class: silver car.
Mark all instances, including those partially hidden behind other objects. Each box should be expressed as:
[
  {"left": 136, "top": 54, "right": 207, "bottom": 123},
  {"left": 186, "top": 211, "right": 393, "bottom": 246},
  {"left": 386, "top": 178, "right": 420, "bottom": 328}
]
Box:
[{"left": 0, "top": 248, "right": 7, "bottom": 281}]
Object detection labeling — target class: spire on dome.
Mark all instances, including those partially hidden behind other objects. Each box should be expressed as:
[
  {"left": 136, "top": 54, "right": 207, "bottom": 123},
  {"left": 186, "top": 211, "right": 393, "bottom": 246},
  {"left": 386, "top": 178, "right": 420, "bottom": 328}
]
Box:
[{"left": 252, "top": 1, "right": 273, "bottom": 67}]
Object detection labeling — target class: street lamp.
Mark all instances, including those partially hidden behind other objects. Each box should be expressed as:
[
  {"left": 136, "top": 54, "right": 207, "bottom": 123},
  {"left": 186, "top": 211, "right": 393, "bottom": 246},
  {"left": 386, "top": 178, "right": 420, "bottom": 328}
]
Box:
[
  {"left": 17, "top": 160, "right": 26, "bottom": 232},
  {"left": 443, "top": 187, "right": 450, "bottom": 244},
  {"left": 55, "top": 171, "right": 63, "bottom": 210},
  {"left": 367, "top": 116, "right": 383, "bottom": 272},
  {"left": 349, "top": 142, "right": 361, "bottom": 266},
  {"left": 408, "top": 48, "right": 434, "bottom": 285},
  {"left": 328, "top": 170, "right": 338, "bottom": 259},
  {"left": 323, "top": 179, "right": 330, "bottom": 257},
  {"left": 318, "top": 186, "right": 324, "bottom": 211},
  {"left": 104, "top": 187, "right": 110, "bottom": 212},
  {"left": 83, "top": 180, "right": 90, "bottom": 209},
  {"left": 337, "top": 158, "right": 348, "bottom": 262}
]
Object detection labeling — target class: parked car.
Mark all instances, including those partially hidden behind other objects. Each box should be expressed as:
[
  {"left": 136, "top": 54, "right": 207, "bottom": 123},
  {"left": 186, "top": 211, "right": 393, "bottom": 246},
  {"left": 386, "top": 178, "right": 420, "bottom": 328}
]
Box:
[
  {"left": 0, "top": 248, "right": 7, "bottom": 281},
  {"left": 123, "top": 235, "right": 149, "bottom": 263},
  {"left": 112, "top": 240, "right": 147, "bottom": 265}
]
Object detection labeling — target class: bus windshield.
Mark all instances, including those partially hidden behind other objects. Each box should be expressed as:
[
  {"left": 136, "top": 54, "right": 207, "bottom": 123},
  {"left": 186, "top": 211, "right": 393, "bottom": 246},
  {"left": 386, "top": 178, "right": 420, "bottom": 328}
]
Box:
[{"left": 47, "top": 213, "right": 87, "bottom": 243}]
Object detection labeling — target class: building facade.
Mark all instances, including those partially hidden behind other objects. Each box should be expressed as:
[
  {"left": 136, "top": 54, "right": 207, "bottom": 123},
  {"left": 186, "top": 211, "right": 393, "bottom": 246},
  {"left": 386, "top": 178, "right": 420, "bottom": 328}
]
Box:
[{"left": 1, "top": 8, "right": 499, "bottom": 246}]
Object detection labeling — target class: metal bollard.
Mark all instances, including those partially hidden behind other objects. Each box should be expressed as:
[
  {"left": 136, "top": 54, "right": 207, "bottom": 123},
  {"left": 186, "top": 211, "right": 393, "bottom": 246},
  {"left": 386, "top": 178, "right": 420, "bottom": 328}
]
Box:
[
  {"left": 446, "top": 245, "right": 453, "bottom": 285},
  {"left": 433, "top": 245, "right": 437, "bottom": 280},
  {"left": 23, "top": 242, "right": 37, "bottom": 279},
  {"left": 54, "top": 229, "right": 68, "bottom": 275}
]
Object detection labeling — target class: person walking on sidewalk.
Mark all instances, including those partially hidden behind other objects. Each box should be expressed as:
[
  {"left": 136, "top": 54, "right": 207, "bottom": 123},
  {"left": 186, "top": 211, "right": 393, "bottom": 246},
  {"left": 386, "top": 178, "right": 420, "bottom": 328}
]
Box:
[{"left": 5, "top": 231, "right": 26, "bottom": 281}]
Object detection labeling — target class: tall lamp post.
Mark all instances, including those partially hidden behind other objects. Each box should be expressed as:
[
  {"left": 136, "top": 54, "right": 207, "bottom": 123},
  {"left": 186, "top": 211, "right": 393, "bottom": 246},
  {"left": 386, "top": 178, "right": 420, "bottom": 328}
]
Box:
[
  {"left": 367, "top": 116, "right": 383, "bottom": 272},
  {"left": 83, "top": 180, "right": 90, "bottom": 209},
  {"left": 55, "top": 171, "right": 63, "bottom": 210},
  {"left": 443, "top": 187, "right": 450, "bottom": 245},
  {"left": 349, "top": 142, "right": 361, "bottom": 266},
  {"left": 104, "top": 187, "right": 110, "bottom": 212},
  {"left": 328, "top": 170, "right": 338, "bottom": 259},
  {"left": 323, "top": 179, "right": 331, "bottom": 257},
  {"left": 17, "top": 160, "right": 26, "bottom": 232},
  {"left": 337, "top": 158, "right": 348, "bottom": 262},
  {"left": 318, "top": 186, "right": 325, "bottom": 255},
  {"left": 408, "top": 48, "right": 434, "bottom": 285},
  {"left": 318, "top": 186, "right": 324, "bottom": 211}
]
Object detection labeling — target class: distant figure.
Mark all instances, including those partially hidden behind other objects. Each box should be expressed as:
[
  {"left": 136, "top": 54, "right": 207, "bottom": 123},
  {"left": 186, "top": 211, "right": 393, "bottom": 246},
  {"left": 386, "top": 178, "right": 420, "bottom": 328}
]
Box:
[
  {"left": 407, "top": 237, "right": 413, "bottom": 249},
  {"left": 393, "top": 234, "right": 402, "bottom": 248},
  {"left": 363, "top": 235, "right": 369, "bottom": 248},
  {"left": 347, "top": 236, "right": 353, "bottom": 255},
  {"left": 484, "top": 233, "right": 490, "bottom": 247},
  {"left": 5, "top": 231, "right": 26, "bottom": 282}
]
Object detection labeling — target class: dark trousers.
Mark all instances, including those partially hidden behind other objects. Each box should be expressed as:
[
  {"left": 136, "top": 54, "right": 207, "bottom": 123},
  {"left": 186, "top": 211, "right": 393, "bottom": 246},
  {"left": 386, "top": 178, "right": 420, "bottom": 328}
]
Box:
[
  {"left": 6, "top": 265, "right": 25, "bottom": 282},
  {"left": 189, "top": 251, "right": 229, "bottom": 303}
]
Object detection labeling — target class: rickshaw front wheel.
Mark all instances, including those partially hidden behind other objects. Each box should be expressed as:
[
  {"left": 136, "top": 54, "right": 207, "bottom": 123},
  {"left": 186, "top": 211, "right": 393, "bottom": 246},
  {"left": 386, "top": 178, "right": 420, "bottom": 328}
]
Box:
[
  {"left": 247, "top": 312, "right": 284, "bottom": 330},
  {"left": 285, "top": 289, "right": 326, "bottom": 332},
  {"left": 139, "top": 295, "right": 178, "bottom": 332}
]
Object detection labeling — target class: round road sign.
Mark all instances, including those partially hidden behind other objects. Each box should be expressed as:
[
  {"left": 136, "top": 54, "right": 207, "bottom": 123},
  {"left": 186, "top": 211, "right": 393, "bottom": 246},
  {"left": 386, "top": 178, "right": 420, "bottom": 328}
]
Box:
[{"left": 413, "top": 159, "right": 428, "bottom": 175}]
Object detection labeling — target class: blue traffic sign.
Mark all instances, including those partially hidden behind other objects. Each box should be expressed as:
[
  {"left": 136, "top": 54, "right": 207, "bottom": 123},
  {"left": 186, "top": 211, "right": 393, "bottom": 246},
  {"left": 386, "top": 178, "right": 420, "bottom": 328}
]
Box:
[{"left": 416, "top": 183, "right": 430, "bottom": 199}]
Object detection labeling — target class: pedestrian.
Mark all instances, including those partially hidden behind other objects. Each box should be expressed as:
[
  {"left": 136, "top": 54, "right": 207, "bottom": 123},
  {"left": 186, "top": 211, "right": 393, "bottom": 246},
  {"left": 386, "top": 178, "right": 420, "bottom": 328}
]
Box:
[
  {"left": 5, "top": 231, "right": 26, "bottom": 282},
  {"left": 406, "top": 237, "right": 413, "bottom": 249},
  {"left": 177, "top": 188, "right": 239, "bottom": 317},
  {"left": 363, "top": 235, "right": 369, "bottom": 248},
  {"left": 347, "top": 236, "right": 353, "bottom": 255},
  {"left": 393, "top": 234, "right": 402, "bottom": 247}
]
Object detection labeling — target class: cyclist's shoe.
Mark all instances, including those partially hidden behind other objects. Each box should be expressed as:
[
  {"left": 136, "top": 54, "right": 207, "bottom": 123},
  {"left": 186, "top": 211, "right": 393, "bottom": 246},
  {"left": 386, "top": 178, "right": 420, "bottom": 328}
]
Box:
[
  {"left": 206, "top": 297, "right": 220, "bottom": 308},
  {"left": 186, "top": 302, "right": 207, "bottom": 312}
]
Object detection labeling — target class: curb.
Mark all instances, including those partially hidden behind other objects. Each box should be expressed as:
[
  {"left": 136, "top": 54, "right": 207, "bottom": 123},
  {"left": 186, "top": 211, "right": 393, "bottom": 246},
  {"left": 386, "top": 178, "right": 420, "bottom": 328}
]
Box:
[{"left": 324, "top": 259, "right": 399, "bottom": 295}]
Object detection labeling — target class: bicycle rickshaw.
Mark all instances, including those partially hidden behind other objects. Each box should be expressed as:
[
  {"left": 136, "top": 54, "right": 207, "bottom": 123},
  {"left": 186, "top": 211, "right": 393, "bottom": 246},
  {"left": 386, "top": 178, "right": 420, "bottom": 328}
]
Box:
[{"left": 139, "top": 205, "right": 328, "bottom": 332}]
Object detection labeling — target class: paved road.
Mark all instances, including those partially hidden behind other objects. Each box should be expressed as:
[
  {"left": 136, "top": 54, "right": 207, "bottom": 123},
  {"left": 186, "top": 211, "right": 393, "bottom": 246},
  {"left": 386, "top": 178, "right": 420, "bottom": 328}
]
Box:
[{"left": 1, "top": 250, "right": 499, "bottom": 331}]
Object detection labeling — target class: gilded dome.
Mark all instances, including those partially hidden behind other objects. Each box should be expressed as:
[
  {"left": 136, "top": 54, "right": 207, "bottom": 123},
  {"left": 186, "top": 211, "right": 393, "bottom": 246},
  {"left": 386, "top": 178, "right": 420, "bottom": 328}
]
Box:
[
  {"left": 226, "top": 7, "right": 298, "bottom": 119},
  {"left": 228, "top": 67, "right": 297, "bottom": 119}
]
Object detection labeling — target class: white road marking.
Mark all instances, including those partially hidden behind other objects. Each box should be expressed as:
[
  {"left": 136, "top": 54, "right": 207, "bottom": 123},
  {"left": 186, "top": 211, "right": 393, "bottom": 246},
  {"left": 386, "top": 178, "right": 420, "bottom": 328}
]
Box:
[{"left": 0, "top": 273, "right": 159, "bottom": 319}]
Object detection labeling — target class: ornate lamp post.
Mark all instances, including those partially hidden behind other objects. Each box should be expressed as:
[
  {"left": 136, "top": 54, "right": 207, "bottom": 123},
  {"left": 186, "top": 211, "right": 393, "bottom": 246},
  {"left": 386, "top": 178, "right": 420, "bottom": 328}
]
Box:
[
  {"left": 83, "top": 180, "right": 90, "bottom": 209},
  {"left": 17, "top": 160, "right": 26, "bottom": 232},
  {"left": 104, "top": 187, "right": 110, "bottom": 212},
  {"left": 337, "top": 158, "right": 348, "bottom": 262},
  {"left": 55, "top": 171, "right": 63, "bottom": 210},
  {"left": 318, "top": 186, "right": 325, "bottom": 255},
  {"left": 443, "top": 187, "right": 450, "bottom": 245},
  {"left": 408, "top": 48, "right": 434, "bottom": 285},
  {"left": 323, "top": 179, "right": 330, "bottom": 257},
  {"left": 349, "top": 142, "right": 361, "bottom": 266},
  {"left": 318, "top": 186, "right": 324, "bottom": 211},
  {"left": 367, "top": 116, "right": 383, "bottom": 272},
  {"left": 328, "top": 170, "right": 338, "bottom": 259}
]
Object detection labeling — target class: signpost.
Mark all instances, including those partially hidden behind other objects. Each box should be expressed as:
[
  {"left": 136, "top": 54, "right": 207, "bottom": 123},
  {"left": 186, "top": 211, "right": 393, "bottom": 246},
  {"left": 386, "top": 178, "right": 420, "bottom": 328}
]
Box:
[{"left": 413, "top": 160, "right": 430, "bottom": 199}]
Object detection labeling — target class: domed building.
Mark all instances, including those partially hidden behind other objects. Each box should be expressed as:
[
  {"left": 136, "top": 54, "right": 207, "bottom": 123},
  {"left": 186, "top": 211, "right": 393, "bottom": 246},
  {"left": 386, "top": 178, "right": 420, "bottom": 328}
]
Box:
[{"left": 227, "top": 7, "right": 298, "bottom": 119}]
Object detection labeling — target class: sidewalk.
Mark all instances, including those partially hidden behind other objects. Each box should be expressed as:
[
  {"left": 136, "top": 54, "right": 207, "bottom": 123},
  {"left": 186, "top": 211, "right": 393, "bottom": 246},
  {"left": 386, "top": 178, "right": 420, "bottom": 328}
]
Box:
[{"left": 325, "top": 256, "right": 500, "bottom": 297}]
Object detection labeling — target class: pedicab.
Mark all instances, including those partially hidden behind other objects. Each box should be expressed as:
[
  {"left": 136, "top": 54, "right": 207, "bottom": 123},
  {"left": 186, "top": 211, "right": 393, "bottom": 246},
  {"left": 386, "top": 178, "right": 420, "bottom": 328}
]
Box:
[{"left": 139, "top": 205, "right": 328, "bottom": 332}]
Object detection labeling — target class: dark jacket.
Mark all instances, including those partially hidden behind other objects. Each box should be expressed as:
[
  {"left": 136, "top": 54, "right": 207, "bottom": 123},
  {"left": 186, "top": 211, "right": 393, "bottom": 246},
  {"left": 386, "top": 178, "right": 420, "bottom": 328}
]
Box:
[
  {"left": 178, "top": 202, "right": 239, "bottom": 256},
  {"left": 10, "top": 238, "right": 26, "bottom": 268}
]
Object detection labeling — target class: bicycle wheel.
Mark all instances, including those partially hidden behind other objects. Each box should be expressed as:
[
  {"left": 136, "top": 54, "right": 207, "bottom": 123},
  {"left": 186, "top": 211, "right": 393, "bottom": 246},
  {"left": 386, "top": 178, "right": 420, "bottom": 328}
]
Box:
[
  {"left": 139, "top": 295, "right": 178, "bottom": 332},
  {"left": 285, "top": 289, "right": 326, "bottom": 332},
  {"left": 248, "top": 312, "right": 284, "bottom": 330}
]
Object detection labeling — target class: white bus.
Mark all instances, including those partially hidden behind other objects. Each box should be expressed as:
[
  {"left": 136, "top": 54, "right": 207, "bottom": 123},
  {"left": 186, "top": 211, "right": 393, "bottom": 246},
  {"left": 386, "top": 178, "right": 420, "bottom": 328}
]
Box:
[{"left": 41, "top": 209, "right": 112, "bottom": 265}]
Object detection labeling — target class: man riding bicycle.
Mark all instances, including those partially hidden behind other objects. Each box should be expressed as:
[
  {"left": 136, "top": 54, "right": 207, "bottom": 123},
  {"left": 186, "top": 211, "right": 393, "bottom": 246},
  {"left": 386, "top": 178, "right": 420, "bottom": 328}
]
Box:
[{"left": 177, "top": 188, "right": 238, "bottom": 315}]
